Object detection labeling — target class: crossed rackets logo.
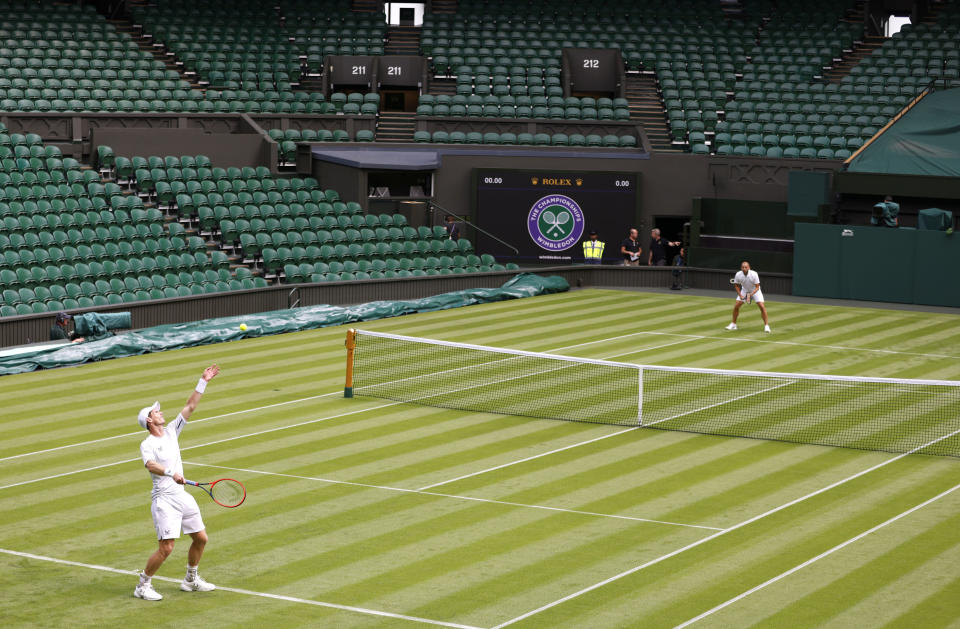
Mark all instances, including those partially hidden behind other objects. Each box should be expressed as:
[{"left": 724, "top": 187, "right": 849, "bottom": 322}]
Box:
[
  {"left": 527, "top": 194, "right": 585, "bottom": 252},
  {"left": 539, "top": 207, "right": 572, "bottom": 238}
]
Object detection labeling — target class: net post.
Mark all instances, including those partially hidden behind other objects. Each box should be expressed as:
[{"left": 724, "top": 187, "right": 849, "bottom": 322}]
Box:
[
  {"left": 344, "top": 328, "right": 356, "bottom": 398},
  {"left": 637, "top": 367, "right": 643, "bottom": 426}
]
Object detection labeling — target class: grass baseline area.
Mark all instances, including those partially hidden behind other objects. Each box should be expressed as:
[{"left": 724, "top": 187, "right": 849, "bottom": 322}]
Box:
[{"left": 1, "top": 288, "right": 959, "bottom": 628}]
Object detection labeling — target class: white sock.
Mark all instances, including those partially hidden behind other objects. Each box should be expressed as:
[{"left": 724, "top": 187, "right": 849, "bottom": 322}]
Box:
[
  {"left": 186, "top": 565, "right": 198, "bottom": 581},
  {"left": 139, "top": 572, "right": 151, "bottom": 586}
]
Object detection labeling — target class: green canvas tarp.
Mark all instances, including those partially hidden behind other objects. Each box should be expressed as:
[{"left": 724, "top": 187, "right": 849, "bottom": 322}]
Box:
[
  {"left": 847, "top": 87, "right": 960, "bottom": 177},
  {"left": 73, "top": 312, "right": 132, "bottom": 338},
  {"left": 0, "top": 273, "right": 569, "bottom": 375}
]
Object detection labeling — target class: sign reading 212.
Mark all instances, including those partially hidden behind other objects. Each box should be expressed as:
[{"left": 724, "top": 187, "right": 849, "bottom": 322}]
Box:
[{"left": 527, "top": 195, "right": 585, "bottom": 252}]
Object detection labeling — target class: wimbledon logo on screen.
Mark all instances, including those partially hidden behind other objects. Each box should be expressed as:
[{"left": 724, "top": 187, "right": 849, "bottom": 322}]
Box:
[{"left": 527, "top": 195, "right": 585, "bottom": 251}]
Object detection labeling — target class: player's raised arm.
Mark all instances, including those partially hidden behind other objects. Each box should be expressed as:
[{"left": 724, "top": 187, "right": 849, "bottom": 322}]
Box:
[{"left": 180, "top": 364, "right": 220, "bottom": 421}]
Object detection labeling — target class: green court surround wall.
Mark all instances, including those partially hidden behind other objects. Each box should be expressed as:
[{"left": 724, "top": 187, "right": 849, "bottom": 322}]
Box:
[{"left": 794, "top": 223, "right": 960, "bottom": 307}]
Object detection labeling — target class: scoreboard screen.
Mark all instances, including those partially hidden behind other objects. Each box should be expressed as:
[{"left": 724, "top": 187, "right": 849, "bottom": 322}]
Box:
[{"left": 473, "top": 169, "right": 639, "bottom": 263}]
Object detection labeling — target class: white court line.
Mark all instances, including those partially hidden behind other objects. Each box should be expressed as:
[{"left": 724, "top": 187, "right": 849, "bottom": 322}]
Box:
[
  {"left": 416, "top": 428, "right": 639, "bottom": 491},
  {"left": 0, "top": 403, "right": 399, "bottom": 491},
  {"left": 0, "top": 340, "right": 676, "bottom": 492},
  {"left": 0, "top": 392, "right": 342, "bottom": 464},
  {"left": 644, "top": 381, "right": 796, "bottom": 427},
  {"left": 0, "top": 548, "right": 480, "bottom": 629},
  {"left": 489, "top": 426, "right": 960, "bottom": 628},
  {"left": 418, "top": 376, "right": 791, "bottom": 492},
  {"left": 0, "top": 332, "right": 695, "bottom": 464},
  {"left": 186, "top": 461, "right": 722, "bottom": 532},
  {"left": 576, "top": 330, "right": 960, "bottom": 361},
  {"left": 673, "top": 479, "right": 960, "bottom": 628}
]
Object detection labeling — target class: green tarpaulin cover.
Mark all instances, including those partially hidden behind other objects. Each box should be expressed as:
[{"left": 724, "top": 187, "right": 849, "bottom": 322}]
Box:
[
  {"left": 847, "top": 88, "right": 960, "bottom": 177},
  {"left": 74, "top": 312, "right": 132, "bottom": 338},
  {"left": 0, "top": 274, "right": 569, "bottom": 375}
]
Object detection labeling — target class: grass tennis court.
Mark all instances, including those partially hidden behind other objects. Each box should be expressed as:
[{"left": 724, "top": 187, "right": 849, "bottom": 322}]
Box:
[{"left": 2, "top": 288, "right": 960, "bottom": 628}]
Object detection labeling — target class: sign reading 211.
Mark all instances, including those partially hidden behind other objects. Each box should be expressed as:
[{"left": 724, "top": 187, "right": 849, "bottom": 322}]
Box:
[{"left": 527, "top": 195, "right": 585, "bottom": 252}]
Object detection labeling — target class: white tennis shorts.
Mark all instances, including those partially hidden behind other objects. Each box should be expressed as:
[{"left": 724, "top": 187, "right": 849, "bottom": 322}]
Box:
[
  {"left": 151, "top": 491, "right": 204, "bottom": 540},
  {"left": 736, "top": 290, "right": 765, "bottom": 303}
]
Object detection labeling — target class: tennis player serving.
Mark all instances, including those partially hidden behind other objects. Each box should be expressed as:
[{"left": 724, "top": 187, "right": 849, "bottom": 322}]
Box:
[
  {"left": 726, "top": 261, "right": 771, "bottom": 333},
  {"left": 134, "top": 364, "right": 220, "bottom": 601}
]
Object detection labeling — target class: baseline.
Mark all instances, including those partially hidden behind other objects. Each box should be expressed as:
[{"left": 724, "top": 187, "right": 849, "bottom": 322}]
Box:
[
  {"left": 566, "top": 330, "right": 959, "bottom": 361},
  {"left": 0, "top": 548, "right": 480, "bottom": 629}
]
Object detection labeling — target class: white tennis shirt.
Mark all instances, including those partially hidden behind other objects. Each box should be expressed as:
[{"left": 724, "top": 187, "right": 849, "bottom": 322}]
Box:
[
  {"left": 140, "top": 414, "right": 187, "bottom": 499},
  {"left": 735, "top": 269, "right": 760, "bottom": 294}
]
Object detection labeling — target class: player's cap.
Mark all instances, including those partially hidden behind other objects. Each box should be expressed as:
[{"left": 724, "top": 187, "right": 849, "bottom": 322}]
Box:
[
  {"left": 137, "top": 401, "right": 160, "bottom": 429},
  {"left": 55, "top": 312, "right": 71, "bottom": 323}
]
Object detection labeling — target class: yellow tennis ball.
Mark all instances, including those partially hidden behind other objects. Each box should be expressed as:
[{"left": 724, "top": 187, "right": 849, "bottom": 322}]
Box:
[{"left": 239, "top": 323, "right": 248, "bottom": 331}]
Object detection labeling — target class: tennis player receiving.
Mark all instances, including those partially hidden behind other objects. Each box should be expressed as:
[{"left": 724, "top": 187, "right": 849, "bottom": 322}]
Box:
[
  {"left": 134, "top": 364, "right": 220, "bottom": 601},
  {"left": 726, "top": 261, "right": 771, "bottom": 333}
]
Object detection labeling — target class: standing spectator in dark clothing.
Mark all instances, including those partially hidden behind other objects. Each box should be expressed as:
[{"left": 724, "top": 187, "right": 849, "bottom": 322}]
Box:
[
  {"left": 648, "top": 228, "right": 680, "bottom": 266},
  {"left": 671, "top": 247, "right": 686, "bottom": 290},
  {"left": 444, "top": 215, "right": 460, "bottom": 241},
  {"left": 620, "top": 228, "right": 642, "bottom": 266},
  {"left": 50, "top": 312, "right": 84, "bottom": 342}
]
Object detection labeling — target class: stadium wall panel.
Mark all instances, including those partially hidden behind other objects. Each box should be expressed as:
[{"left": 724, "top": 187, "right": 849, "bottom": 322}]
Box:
[
  {"left": 90, "top": 127, "right": 266, "bottom": 169},
  {"left": 794, "top": 223, "right": 960, "bottom": 307}
]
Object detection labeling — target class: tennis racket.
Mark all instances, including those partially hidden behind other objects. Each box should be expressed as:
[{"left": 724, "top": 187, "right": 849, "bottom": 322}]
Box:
[
  {"left": 730, "top": 278, "right": 748, "bottom": 302},
  {"left": 185, "top": 478, "right": 246, "bottom": 508}
]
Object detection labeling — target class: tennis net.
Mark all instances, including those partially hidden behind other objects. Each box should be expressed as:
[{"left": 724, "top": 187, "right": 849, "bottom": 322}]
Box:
[{"left": 346, "top": 329, "right": 960, "bottom": 458}]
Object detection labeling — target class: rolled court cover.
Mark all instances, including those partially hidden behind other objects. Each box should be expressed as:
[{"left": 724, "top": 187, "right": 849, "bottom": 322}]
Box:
[{"left": 350, "top": 330, "right": 960, "bottom": 458}]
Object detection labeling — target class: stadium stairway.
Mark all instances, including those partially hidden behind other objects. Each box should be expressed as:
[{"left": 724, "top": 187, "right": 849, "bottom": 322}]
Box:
[
  {"left": 824, "top": 36, "right": 888, "bottom": 83},
  {"left": 351, "top": 0, "right": 382, "bottom": 12},
  {"left": 427, "top": 77, "right": 457, "bottom": 94},
  {"left": 625, "top": 75, "right": 675, "bottom": 152},
  {"left": 376, "top": 111, "right": 417, "bottom": 142},
  {"left": 95, "top": 163, "right": 256, "bottom": 281},
  {"left": 385, "top": 26, "right": 421, "bottom": 55},
  {"left": 431, "top": 0, "right": 458, "bottom": 15},
  {"left": 112, "top": 12, "right": 208, "bottom": 92}
]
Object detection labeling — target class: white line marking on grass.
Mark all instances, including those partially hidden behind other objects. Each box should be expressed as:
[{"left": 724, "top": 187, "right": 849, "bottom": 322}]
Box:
[
  {"left": 419, "top": 380, "right": 793, "bottom": 492},
  {"left": 0, "top": 548, "right": 481, "bottom": 629},
  {"left": 416, "top": 428, "right": 639, "bottom": 491},
  {"left": 186, "top": 462, "right": 722, "bottom": 531},
  {"left": 0, "top": 392, "right": 342, "bottom": 464},
  {"left": 0, "top": 458, "right": 143, "bottom": 491},
  {"left": 673, "top": 479, "right": 960, "bottom": 628},
  {"left": 489, "top": 426, "right": 960, "bottom": 628},
  {"left": 576, "top": 330, "right": 960, "bottom": 361},
  {"left": 0, "top": 332, "right": 694, "bottom": 464},
  {"left": 0, "top": 403, "right": 399, "bottom": 491},
  {"left": 644, "top": 381, "right": 796, "bottom": 427}
]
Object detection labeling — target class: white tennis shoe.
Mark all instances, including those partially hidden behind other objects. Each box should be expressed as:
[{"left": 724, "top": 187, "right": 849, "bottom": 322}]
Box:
[
  {"left": 764, "top": 324, "right": 771, "bottom": 333},
  {"left": 181, "top": 574, "right": 216, "bottom": 592},
  {"left": 134, "top": 583, "right": 163, "bottom": 601},
  {"left": 725, "top": 323, "right": 737, "bottom": 330}
]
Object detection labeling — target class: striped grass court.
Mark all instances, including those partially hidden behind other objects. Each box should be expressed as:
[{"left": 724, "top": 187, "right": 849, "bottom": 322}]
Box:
[{"left": 2, "top": 288, "right": 960, "bottom": 628}]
